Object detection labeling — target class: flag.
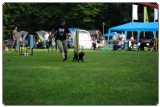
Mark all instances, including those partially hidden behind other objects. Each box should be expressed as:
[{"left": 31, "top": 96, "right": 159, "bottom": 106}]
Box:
[
  {"left": 132, "top": 4, "right": 138, "bottom": 20},
  {"left": 154, "top": 8, "right": 158, "bottom": 21},
  {"left": 144, "top": 6, "right": 149, "bottom": 22}
]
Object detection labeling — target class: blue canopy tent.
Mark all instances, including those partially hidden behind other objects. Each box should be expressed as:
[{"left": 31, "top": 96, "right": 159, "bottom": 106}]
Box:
[{"left": 108, "top": 22, "right": 158, "bottom": 44}]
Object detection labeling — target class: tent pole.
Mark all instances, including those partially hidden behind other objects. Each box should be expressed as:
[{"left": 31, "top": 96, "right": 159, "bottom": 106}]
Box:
[
  {"left": 153, "top": 31, "right": 156, "bottom": 39},
  {"left": 124, "top": 31, "right": 127, "bottom": 40},
  {"left": 143, "top": 31, "right": 145, "bottom": 38},
  {"left": 108, "top": 30, "right": 111, "bottom": 44},
  {"left": 103, "top": 22, "right": 105, "bottom": 35},
  {"left": 137, "top": 31, "right": 141, "bottom": 48}
]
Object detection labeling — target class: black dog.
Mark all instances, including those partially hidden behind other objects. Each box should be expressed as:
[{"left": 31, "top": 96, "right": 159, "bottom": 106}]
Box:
[{"left": 73, "top": 52, "right": 85, "bottom": 62}]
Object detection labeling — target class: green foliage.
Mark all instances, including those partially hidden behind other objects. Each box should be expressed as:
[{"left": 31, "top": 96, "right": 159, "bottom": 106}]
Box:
[{"left": 3, "top": 3, "right": 155, "bottom": 40}]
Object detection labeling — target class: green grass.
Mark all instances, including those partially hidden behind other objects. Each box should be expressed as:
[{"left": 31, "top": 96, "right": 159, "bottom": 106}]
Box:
[{"left": 3, "top": 49, "right": 158, "bottom": 105}]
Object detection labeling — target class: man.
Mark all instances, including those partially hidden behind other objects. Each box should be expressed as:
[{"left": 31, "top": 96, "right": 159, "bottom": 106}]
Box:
[
  {"left": 54, "top": 18, "right": 70, "bottom": 61},
  {"left": 44, "top": 31, "right": 49, "bottom": 49},
  {"left": 119, "top": 32, "right": 126, "bottom": 50}
]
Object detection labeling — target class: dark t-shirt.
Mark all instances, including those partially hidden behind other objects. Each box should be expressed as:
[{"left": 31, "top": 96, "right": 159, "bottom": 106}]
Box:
[{"left": 55, "top": 25, "right": 70, "bottom": 40}]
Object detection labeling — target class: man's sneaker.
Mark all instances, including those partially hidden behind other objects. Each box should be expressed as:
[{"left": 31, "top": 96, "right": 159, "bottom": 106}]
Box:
[{"left": 65, "top": 54, "right": 67, "bottom": 60}]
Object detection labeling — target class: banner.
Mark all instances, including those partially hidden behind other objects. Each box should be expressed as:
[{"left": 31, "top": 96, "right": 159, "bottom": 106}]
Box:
[
  {"left": 154, "top": 8, "right": 158, "bottom": 21},
  {"left": 132, "top": 4, "right": 138, "bottom": 20},
  {"left": 144, "top": 6, "right": 149, "bottom": 22}
]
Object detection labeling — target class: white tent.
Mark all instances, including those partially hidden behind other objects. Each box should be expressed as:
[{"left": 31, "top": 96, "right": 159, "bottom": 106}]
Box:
[{"left": 69, "top": 28, "right": 92, "bottom": 49}]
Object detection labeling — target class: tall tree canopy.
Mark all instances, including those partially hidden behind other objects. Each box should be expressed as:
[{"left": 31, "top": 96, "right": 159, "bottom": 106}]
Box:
[{"left": 3, "top": 3, "right": 154, "bottom": 40}]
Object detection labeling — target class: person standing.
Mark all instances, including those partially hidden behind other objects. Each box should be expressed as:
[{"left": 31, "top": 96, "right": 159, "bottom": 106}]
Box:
[
  {"left": 44, "top": 31, "right": 49, "bottom": 49},
  {"left": 120, "top": 32, "right": 126, "bottom": 50},
  {"left": 52, "top": 29, "right": 57, "bottom": 51},
  {"left": 112, "top": 32, "right": 118, "bottom": 51},
  {"left": 10, "top": 26, "right": 18, "bottom": 51},
  {"left": 130, "top": 35, "right": 134, "bottom": 49},
  {"left": 48, "top": 31, "right": 54, "bottom": 51},
  {"left": 54, "top": 18, "right": 70, "bottom": 61},
  {"left": 96, "top": 30, "right": 100, "bottom": 43},
  {"left": 92, "top": 37, "right": 97, "bottom": 50}
]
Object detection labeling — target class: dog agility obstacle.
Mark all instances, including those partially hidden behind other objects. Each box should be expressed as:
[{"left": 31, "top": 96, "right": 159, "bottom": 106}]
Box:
[
  {"left": 18, "top": 35, "right": 34, "bottom": 56},
  {"left": 73, "top": 29, "right": 85, "bottom": 62}
]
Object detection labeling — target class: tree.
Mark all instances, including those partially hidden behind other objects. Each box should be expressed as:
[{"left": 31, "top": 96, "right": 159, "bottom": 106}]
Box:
[{"left": 3, "top": 3, "right": 154, "bottom": 40}]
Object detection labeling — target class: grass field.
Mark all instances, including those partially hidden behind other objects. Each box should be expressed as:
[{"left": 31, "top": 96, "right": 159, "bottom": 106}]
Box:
[{"left": 3, "top": 49, "right": 158, "bottom": 105}]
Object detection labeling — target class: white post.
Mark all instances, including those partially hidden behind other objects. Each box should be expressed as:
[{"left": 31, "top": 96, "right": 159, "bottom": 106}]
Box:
[{"left": 103, "top": 22, "right": 105, "bottom": 35}]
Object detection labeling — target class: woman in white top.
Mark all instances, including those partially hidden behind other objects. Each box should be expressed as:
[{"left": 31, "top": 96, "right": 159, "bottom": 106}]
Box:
[
  {"left": 112, "top": 32, "right": 118, "bottom": 51},
  {"left": 130, "top": 35, "right": 134, "bottom": 49}
]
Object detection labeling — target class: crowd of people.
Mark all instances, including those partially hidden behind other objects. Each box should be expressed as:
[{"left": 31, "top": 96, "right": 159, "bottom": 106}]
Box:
[
  {"left": 112, "top": 32, "right": 126, "bottom": 51},
  {"left": 92, "top": 36, "right": 106, "bottom": 50},
  {"left": 4, "top": 19, "right": 158, "bottom": 61},
  {"left": 91, "top": 31, "right": 127, "bottom": 51},
  {"left": 91, "top": 31, "right": 158, "bottom": 52}
]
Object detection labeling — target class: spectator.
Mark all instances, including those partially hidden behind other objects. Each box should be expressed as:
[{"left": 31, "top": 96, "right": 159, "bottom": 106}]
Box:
[
  {"left": 120, "top": 32, "right": 126, "bottom": 41},
  {"left": 48, "top": 31, "right": 54, "bottom": 51},
  {"left": 92, "top": 37, "right": 97, "bottom": 50},
  {"left": 44, "top": 31, "right": 49, "bottom": 49},
  {"left": 117, "top": 38, "right": 124, "bottom": 50},
  {"left": 44, "top": 31, "right": 49, "bottom": 41},
  {"left": 130, "top": 35, "right": 134, "bottom": 49},
  {"left": 97, "top": 37, "right": 106, "bottom": 49},
  {"left": 112, "top": 32, "right": 118, "bottom": 51},
  {"left": 10, "top": 26, "right": 18, "bottom": 51},
  {"left": 119, "top": 32, "right": 126, "bottom": 50},
  {"left": 53, "top": 29, "right": 58, "bottom": 52},
  {"left": 69, "top": 38, "right": 74, "bottom": 48},
  {"left": 96, "top": 30, "right": 100, "bottom": 43},
  {"left": 138, "top": 37, "right": 146, "bottom": 51}
]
